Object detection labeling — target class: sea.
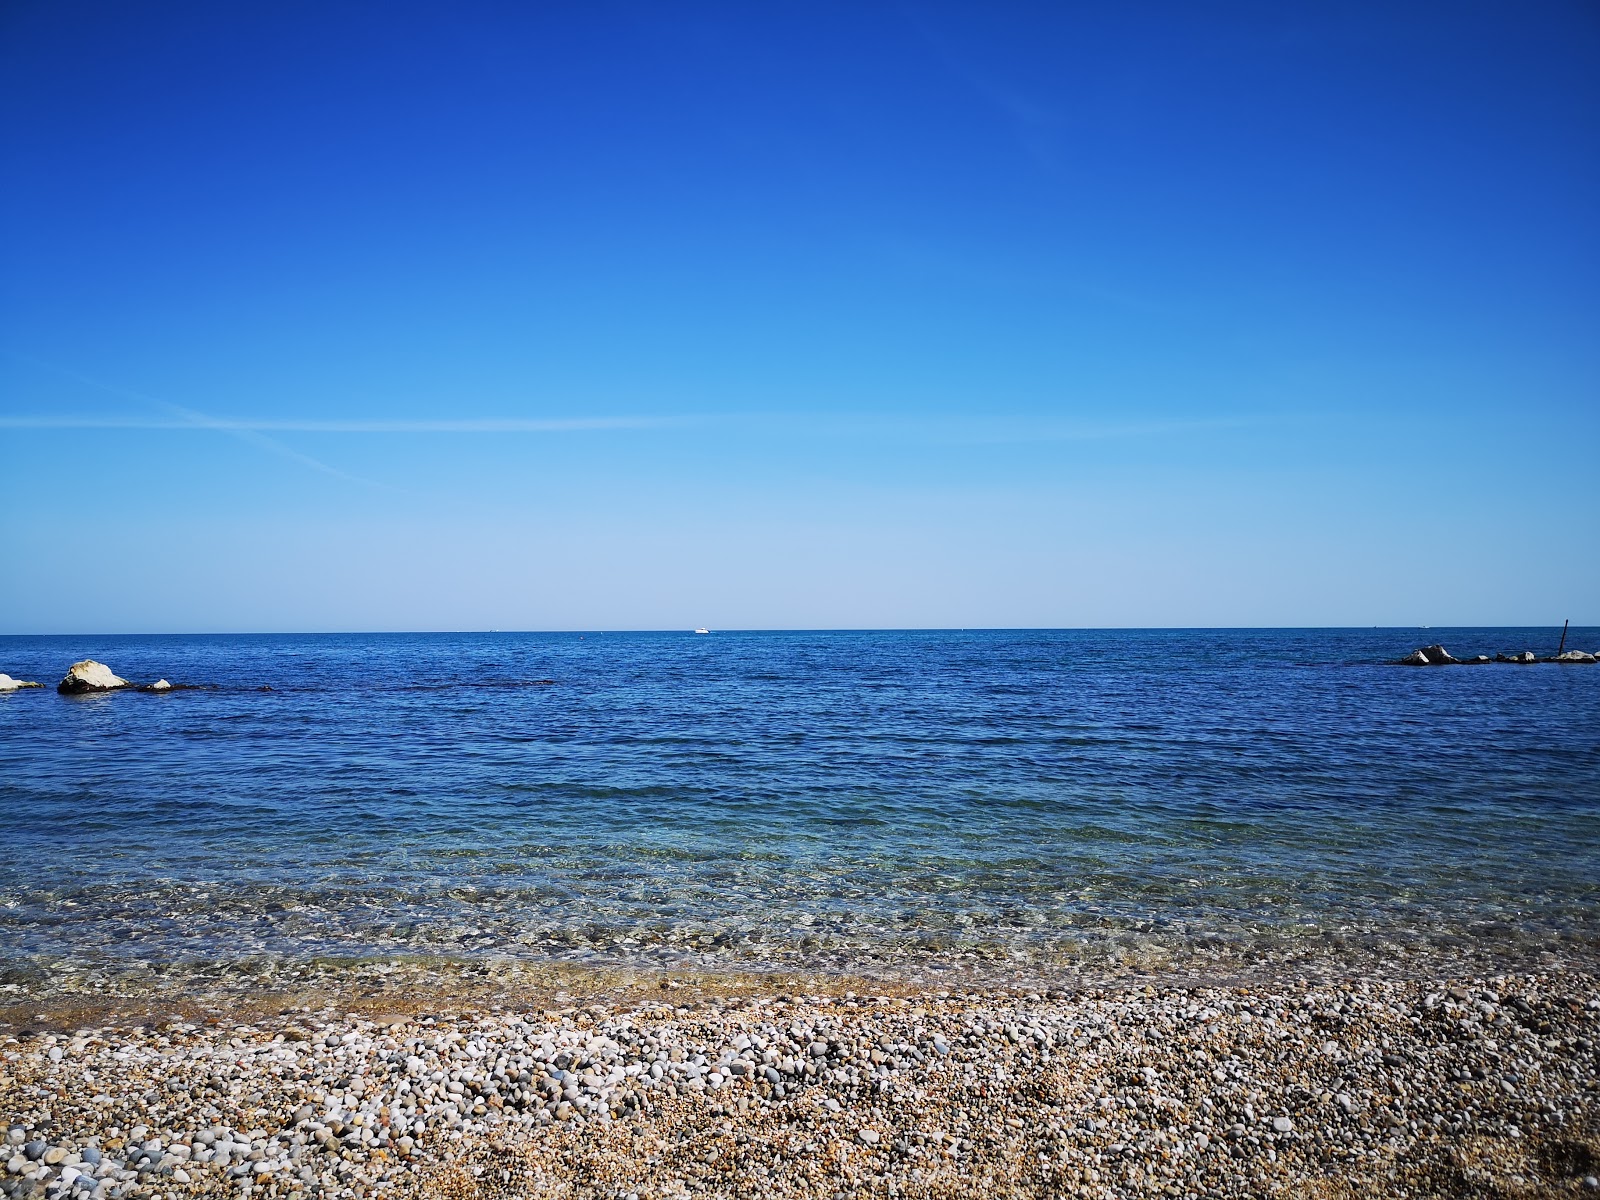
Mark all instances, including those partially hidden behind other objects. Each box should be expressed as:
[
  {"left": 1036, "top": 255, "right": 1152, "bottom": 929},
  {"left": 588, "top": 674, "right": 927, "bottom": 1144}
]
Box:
[{"left": 2, "top": 628, "right": 1597, "bottom": 993}]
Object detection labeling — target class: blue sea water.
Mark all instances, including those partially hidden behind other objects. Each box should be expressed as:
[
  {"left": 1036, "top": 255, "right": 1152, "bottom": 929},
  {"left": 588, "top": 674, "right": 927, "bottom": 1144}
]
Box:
[{"left": 1, "top": 628, "right": 1597, "bottom": 987}]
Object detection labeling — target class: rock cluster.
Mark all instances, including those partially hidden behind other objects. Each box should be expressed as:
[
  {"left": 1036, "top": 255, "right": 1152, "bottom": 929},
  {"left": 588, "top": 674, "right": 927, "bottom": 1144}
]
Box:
[
  {"left": 55, "top": 661, "right": 129, "bottom": 695},
  {"left": 1401, "top": 644, "right": 1458, "bottom": 665},
  {"left": 1402, "top": 645, "right": 1598, "bottom": 666},
  {"left": 7, "top": 662, "right": 189, "bottom": 694},
  {"left": 2, "top": 971, "right": 1596, "bottom": 1198}
]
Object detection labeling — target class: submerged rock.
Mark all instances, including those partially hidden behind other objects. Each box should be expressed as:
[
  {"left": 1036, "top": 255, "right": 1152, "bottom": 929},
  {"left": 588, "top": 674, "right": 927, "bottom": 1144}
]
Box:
[
  {"left": 1401, "top": 645, "right": 1457, "bottom": 665},
  {"left": 0, "top": 673, "right": 43, "bottom": 691},
  {"left": 56, "top": 659, "right": 130, "bottom": 694}
]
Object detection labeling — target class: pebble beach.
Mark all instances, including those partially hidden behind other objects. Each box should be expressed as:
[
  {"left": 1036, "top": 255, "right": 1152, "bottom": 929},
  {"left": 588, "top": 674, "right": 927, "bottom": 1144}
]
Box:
[{"left": 4, "top": 968, "right": 1598, "bottom": 1199}]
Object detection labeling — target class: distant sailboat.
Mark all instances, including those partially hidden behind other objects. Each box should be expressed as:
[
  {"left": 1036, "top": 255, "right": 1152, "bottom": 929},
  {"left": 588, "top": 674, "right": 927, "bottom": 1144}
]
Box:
[{"left": 694, "top": 627, "right": 710, "bottom": 634}]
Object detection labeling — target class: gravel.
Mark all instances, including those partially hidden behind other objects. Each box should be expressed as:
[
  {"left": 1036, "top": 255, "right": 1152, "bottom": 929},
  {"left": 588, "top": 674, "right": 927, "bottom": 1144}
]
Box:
[{"left": 2, "top": 970, "right": 1597, "bottom": 1197}]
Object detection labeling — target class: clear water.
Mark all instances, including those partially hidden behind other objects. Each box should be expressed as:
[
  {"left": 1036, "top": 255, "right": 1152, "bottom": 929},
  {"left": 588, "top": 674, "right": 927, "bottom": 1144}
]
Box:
[{"left": 1, "top": 628, "right": 1597, "bottom": 987}]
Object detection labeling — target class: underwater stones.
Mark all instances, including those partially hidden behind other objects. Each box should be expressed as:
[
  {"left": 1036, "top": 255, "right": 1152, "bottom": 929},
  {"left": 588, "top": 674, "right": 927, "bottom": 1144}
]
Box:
[
  {"left": 0, "top": 674, "right": 42, "bottom": 691},
  {"left": 56, "top": 660, "right": 129, "bottom": 694}
]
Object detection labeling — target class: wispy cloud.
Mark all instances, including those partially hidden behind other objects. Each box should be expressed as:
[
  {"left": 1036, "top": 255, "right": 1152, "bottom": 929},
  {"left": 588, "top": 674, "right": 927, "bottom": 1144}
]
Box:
[
  {"left": 0, "top": 349, "right": 389, "bottom": 485},
  {"left": 726, "top": 411, "right": 1303, "bottom": 446},
  {"left": 0, "top": 415, "right": 683, "bottom": 432},
  {"left": 3, "top": 349, "right": 1310, "bottom": 463},
  {"left": 0, "top": 351, "right": 673, "bottom": 486},
  {"left": 1, "top": 410, "right": 1298, "bottom": 443},
  {"left": 937, "top": 415, "right": 1284, "bottom": 444}
]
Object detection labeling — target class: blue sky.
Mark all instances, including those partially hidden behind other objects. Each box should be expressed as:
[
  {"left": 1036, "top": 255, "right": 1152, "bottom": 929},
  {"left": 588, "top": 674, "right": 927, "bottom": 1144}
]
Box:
[{"left": 2, "top": 2, "right": 1596, "bottom": 632}]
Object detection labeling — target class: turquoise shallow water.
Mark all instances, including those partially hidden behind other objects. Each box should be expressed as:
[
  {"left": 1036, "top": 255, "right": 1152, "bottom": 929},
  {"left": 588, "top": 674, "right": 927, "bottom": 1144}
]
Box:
[{"left": 1, "top": 628, "right": 1597, "bottom": 985}]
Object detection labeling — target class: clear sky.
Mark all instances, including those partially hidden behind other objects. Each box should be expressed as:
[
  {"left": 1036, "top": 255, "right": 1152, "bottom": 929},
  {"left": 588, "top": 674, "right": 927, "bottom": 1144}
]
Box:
[{"left": 2, "top": 2, "right": 1596, "bottom": 632}]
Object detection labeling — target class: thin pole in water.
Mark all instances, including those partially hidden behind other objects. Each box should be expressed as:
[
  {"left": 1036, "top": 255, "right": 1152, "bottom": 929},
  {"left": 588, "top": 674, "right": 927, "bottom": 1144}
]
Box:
[{"left": 1557, "top": 619, "right": 1569, "bottom": 656}]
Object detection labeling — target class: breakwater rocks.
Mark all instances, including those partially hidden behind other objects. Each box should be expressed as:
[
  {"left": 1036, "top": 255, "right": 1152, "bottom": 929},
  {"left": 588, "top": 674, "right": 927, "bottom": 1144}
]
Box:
[
  {"left": 1400, "top": 644, "right": 1597, "bottom": 666},
  {"left": 2, "top": 972, "right": 1597, "bottom": 1199},
  {"left": 0, "top": 675, "right": 42, "bottom": 692}
]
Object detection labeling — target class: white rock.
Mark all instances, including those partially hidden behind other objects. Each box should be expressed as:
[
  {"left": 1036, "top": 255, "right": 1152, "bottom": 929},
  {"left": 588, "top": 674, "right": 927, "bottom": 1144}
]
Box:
[
  {"left": 0, "top": 674, "right": 42, "bottom": 691},
  {"left": 150, "top": 679, "right": 173, "bottom": 691},
  {"left": 56, "top": 660, "right": 130, "bottom": 694}
]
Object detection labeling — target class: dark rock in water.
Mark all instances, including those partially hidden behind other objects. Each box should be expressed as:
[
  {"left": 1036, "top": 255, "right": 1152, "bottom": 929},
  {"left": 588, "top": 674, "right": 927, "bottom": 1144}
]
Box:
[
  {"left": 1401, "top": 644, "right": 1457, "bottom": 665},
  {"left": 57, "top": 659, "right": 130, "bottom": 694},
  {"left": 1496, "top": 651, "right": 1536, "bottom": 664}
]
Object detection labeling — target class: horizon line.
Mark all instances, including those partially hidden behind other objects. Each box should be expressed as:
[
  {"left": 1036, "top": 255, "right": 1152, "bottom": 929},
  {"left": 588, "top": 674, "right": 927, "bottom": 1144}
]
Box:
[{"left": 0, "top": 623, "right": 1588, "bottom": 638}]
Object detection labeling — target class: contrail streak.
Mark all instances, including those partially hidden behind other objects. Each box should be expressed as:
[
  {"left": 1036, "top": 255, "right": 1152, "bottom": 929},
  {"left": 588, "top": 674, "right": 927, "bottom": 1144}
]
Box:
[
  {"left": 0, "top": 415, "right": 681, "bottom": 432},
  {"left": 0, "top": 349, "right": 390, "bottom": 484}
]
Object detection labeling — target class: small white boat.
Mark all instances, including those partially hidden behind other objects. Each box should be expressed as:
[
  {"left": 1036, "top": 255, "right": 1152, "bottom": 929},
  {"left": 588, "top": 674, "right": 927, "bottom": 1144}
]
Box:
[{"left": 694, "top": 627, "right": 710, "bottom": 634}]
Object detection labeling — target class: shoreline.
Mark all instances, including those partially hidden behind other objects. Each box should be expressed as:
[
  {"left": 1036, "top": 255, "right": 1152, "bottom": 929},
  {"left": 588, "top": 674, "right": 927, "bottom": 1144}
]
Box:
[
  {"left": 3, "top": 963, "right": 1597, "bottom": 1198},
  {"left": 5, "top": 937, "right": 1595, "bottom": 1035}
]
